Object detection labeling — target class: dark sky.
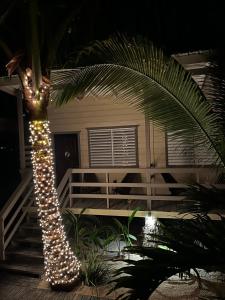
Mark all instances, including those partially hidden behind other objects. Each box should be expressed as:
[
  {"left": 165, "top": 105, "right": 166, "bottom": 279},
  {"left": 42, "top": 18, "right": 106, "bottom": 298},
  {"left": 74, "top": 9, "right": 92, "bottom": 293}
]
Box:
[
  {"left": 1, "top": 0, "right": 225, "bottom": 69},
  {"left": 77, "top": 0, "right": 225, "bottom": 53}
]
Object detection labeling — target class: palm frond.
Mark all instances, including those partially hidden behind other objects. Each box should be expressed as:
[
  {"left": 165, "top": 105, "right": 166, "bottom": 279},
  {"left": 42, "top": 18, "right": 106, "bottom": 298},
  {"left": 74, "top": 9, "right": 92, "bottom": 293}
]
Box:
[
  {"left": 52, "top": 35, "right": 225, "bottom": 166},
  {"left": 178, "top": 184, "right": 225, "bottom": 215},
  {"left": 111, "top": 215, "right": 225, "bottom": 299}
]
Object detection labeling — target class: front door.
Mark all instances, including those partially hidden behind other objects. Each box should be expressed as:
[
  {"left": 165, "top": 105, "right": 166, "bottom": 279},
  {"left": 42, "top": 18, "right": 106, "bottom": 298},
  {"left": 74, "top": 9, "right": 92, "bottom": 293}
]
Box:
[{"left": 54, "top": 133, "right": 79, "bottom": 185}]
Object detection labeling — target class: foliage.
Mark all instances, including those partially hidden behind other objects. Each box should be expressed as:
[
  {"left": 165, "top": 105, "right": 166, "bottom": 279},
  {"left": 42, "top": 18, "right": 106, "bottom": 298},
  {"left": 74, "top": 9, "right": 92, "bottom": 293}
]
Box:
[
  {"left": 112, "top": 209, "right": 138, "bottom": 256},
  {"left": 63, "top": 209, "right": 141, "bottom": 287},
  {"left": 63, "top": 208, "right": 139, "bottom": 258},
  {"left": 80, "top": 250, "right": 112, "bottom": 287},
  {"left": 178, "top": 183, "right": 225, "bottom": 215},
  {"left": 111, "top": 215, "right": 225, "bottom": 300},
  {"left": 53, "top": 35, "right": 225, "bottom": 166},
  {"left": 63, "top": 208, "right": 102, "bottom": 255}
]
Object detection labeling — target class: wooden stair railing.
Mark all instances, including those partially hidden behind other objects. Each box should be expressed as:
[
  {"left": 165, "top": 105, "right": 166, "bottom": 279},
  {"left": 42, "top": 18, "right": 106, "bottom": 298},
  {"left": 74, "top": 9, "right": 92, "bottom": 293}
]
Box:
[
  {"left": 57, "top": 168, "right": 72, "bottom": 208},
  {"left": 0, "top": 171, "right": 33, "bottom": 260}
]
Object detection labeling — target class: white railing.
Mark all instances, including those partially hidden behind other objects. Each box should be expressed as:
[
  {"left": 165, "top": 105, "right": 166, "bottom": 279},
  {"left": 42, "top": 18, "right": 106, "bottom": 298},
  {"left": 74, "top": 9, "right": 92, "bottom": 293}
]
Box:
[
  {"left": 1, "top": 167, "right": 224, "bottom": 259},
  {"left": 57, "top": 169, "right": 72, "bottom": 208},
  {"left": 0, "top": 171, "right": 33, "bottom": 260},
  {"left": 60, "top": 167, "right": 224, "bottom": 212}
]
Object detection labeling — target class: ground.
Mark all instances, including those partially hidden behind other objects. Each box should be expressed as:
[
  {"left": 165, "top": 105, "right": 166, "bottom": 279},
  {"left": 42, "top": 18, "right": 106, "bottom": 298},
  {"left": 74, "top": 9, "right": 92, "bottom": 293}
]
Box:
[{"left": 1, "top": 270, "right": 225, "bottom": 300}]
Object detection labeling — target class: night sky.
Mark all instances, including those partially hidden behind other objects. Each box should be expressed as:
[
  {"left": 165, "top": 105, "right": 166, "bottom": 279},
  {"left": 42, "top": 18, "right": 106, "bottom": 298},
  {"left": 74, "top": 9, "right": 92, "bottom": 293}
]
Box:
[{"left": 0, "top": 0, "right": 225, "bottom": 203}]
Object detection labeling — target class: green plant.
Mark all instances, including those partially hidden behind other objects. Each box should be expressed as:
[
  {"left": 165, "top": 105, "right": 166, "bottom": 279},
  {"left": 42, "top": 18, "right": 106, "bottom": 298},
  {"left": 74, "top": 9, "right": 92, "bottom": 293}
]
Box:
[
  {"left": 63, "top": 209, "right": 122, "bottom": 258},
  {"left": 63, "top": 208, "right": 103, "bottom": 255},
  {"left": 110, "top": 215, "right": 225, "bottom": 300},
  {"left": 114, "top": 209, "right": 138, "bottom": 249},
  {"left": 80, "top": 250, "right": 112, "bottom": 287},
  {"left": 178, "top": 183, "right": 225, "bottom": 215}
]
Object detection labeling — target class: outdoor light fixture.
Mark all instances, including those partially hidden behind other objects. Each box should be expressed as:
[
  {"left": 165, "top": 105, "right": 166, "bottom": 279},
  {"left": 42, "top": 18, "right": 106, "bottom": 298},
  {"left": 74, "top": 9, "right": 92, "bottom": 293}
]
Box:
[
  {"left": 143, "top": 215, "right": 158, "bottom": 247},
  {"left": 145, "top": 215, "right": 157, "bottom": 230}
]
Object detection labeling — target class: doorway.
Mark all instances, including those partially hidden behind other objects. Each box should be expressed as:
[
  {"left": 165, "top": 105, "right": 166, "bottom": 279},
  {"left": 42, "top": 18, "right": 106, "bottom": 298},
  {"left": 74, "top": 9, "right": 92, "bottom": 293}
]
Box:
[{"left": 54, "top": 133, "right": 80, "bottom": 185}]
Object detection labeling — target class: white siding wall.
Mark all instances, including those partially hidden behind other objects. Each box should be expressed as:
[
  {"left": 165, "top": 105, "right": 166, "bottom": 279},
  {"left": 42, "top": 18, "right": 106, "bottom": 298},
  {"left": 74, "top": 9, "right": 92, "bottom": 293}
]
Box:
[{"left": 48, "top": 96, "right": 155, "bottom": 168}]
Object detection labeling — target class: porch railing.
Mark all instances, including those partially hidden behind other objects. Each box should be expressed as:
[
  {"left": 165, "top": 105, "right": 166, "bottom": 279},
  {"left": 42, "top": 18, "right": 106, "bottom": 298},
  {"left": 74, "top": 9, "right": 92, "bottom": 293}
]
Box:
[
  {"left": 60, "top": 167, "right": 225, "bottom": 211},
  {"left": 1, "top": 167, "right": 224, "bottom": 259}
]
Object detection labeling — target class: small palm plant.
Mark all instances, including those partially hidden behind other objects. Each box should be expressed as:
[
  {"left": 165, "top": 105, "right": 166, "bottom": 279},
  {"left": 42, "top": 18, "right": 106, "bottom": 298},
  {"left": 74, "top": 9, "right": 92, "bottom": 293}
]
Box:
[{"left": 112, "top": 209, "right": 138, "bottom": 257}]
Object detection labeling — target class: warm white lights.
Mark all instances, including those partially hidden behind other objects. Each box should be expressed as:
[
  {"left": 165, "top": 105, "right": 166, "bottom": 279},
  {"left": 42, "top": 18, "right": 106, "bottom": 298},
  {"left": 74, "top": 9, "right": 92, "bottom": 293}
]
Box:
[
  {"left": 145, "top": 215, "right": 157, "bottom": 230},
  {"left": 29, "top": 120, "right": 80, "bottom": 286},
  {"left": 143, "top": 215, "right": 158, "bottom": 247}
]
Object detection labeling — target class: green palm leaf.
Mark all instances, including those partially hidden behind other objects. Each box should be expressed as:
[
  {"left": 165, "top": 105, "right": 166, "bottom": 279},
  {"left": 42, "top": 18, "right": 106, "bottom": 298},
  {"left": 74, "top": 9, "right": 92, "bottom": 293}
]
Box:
[
  {"left": 110, "top": 215, "right": 225, "bottom": 299},
  {"left": 52, "top": 35, "right": 225, "bottom": 166}
]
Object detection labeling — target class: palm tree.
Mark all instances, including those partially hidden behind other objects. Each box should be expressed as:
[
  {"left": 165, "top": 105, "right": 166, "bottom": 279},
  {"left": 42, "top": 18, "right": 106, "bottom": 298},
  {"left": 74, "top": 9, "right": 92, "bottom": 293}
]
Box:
[
  {"left": 53, "top": 35, "right": 225, "bottom": 168},
  {"left": 0, "top": 0, "right": 86, "bottom": 288},
  {"left": 52, "top": 35, "right": 225, "bottom": 296}
]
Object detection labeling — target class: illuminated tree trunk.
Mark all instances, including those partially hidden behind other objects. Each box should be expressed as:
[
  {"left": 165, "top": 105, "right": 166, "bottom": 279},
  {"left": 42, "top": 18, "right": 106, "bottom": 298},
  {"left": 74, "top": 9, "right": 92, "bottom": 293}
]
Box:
[{"left": 23, "top": 69, "right": 80, "bottom": 287}]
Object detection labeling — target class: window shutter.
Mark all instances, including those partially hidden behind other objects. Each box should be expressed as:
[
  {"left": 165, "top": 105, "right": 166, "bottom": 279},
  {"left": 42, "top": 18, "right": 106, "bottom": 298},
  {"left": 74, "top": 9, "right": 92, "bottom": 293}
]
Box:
[
  {"left": 167, "top": 132, "right": 214, "bottom": 166},
  {"left": 167, "top": 133, "right": 195, "bottom": 166},
  {"left": 89, "top": 127, "right": 137, "bottom": 167}
]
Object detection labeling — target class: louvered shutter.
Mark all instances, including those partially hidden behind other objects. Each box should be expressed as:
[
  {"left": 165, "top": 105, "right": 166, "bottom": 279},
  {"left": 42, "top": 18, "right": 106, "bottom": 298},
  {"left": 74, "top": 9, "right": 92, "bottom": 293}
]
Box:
[
  {"left": 167, "top": 133, "right": 195, "bottom": 166},
  {"left": 89, "top": 127, "right": 137, "bottom": 167},
  {"left": 167, "top": 132, "right": 214, "bottom": 166}
]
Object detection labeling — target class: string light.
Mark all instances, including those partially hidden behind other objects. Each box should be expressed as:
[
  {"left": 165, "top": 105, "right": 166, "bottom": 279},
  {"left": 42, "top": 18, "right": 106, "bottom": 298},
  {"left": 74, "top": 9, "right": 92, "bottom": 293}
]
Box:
[
  {"left": 29, "top": 120, "right": 81, "bottom": 286},
  {"left": 25, "top": 66, "right": 81, "bottom": 286}
]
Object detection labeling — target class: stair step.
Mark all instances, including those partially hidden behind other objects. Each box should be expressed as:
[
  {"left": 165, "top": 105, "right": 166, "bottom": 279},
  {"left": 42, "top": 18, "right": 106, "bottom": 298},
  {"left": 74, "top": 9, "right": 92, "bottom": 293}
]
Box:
[
  {"left": 0, "top": 262, "right": 43, "bottom": 278},
  {"left": 13, "top": 237, "right": 42, "bottom": 248},
  {"left": 21, "top": 223, "right": 40, "bottom": 230},
  {"left": 19, "top": 224, "right": 42, "bottom": 237},
  {"left": 7, "top": 248, "right": 43, "bottom": 261}
]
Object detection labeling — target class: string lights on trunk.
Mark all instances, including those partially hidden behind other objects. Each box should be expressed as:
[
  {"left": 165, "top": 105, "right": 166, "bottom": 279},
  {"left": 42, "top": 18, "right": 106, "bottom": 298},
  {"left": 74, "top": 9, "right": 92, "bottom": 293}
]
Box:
[{"left": 29, "top": 119, "right": 81, "bottom": 286}]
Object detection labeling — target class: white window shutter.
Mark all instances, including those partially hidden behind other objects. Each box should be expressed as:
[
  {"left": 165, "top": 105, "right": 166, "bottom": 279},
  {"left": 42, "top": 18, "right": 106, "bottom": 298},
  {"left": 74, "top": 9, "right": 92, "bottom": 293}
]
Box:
[
  {"left": 167, "top": 132, "right": 214, "bottom": 166},
  {"left": 89, "top": 127, "right": 137, "bottom": 167}
]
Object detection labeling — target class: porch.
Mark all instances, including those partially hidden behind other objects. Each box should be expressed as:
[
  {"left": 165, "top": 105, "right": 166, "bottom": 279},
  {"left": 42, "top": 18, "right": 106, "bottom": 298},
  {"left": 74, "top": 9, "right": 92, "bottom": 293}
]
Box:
[
  {"left": 0, "top": 165, "right": 224, "bottom": 277},
  {"left": 55, "top": 167, "right": 224, "bottom": 218}
]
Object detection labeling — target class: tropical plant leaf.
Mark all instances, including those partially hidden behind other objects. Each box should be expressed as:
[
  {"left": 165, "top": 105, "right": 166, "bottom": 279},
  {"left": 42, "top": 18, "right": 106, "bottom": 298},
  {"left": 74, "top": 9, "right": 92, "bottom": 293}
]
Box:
[
  {"left": 128, "top": 207, "right": 139, "bottom": 226},
  {"left": 178, "top": 184, "right": 225, "bottom": 215},
  {"left": 110, "top": 215, "right": 225, "bottom": 299},
  {"left": 52, "top": 35, "right": 225, "bottom": 166}
]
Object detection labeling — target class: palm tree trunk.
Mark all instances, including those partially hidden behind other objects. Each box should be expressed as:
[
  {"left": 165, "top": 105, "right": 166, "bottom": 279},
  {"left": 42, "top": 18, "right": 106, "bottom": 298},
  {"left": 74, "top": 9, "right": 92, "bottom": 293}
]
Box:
[
  {"left": 29, "top": 119, "right": 80, "bottom": 287},
  {"left": 20, "top": 68, "right": 81, "bottom": 287}
]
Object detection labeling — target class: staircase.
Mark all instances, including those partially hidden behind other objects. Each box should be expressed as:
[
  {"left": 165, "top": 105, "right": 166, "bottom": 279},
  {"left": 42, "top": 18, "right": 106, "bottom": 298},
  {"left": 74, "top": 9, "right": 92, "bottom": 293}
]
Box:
[
  {"left": 1, "top": 212, "right": 43, "bottom": 277},
  {"left": 0, "top": 171, "right": 43, "bottom": 277},
  {"left": 0, "top": 169, "right": 71, "bottom": 277}
]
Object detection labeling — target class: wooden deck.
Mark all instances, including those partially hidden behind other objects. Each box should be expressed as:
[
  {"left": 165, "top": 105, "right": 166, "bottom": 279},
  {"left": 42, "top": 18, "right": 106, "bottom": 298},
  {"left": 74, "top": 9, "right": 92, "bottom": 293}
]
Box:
[
  {"left": 1, "top": 270, "right": 223, "bottom": 300},
  {"left": 0, "top": 271, "right": 113, "bottom": 300}
]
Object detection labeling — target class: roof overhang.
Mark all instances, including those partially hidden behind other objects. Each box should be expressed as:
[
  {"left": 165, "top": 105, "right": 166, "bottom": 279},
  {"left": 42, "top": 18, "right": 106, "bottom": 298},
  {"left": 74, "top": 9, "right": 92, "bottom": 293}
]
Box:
[
  {"left": 0, "top": 75, "right": 20, "bottom": 96},
  {"left": 0, "top": 51, "right": 210, "bottom": 97}
]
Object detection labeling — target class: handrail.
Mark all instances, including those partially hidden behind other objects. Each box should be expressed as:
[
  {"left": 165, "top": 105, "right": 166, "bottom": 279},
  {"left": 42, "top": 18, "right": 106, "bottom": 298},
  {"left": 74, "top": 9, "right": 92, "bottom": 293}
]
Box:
[
  {"left": 17, "top": 167, "right": 225, "bottom": 218},
  {"left": 71, "top": 167, "right": 220, "bottom": 174},
  {"left": 0, "top": 170, "right": 33, "bottom": 260},
  {"left": 0, "top": 168, "right": 72, "bottom": 260},
  {"left": 0, "top": 171, "right": 32, "bottom": 218},
  {"left": 57, "top": 168, "right": 72, "bottom": 207}
]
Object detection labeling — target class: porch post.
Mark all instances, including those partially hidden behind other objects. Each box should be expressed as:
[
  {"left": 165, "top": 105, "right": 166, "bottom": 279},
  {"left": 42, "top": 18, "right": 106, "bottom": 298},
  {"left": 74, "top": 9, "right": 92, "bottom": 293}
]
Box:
[
  {"left": 16, "top": 89, "right": 26, "bottom": 176},
  {"left": 0, "top": 217, "right": 5, "bottom": 260},
  {"left": 145, "top": 117, "right": 152, "bottom": 210}
]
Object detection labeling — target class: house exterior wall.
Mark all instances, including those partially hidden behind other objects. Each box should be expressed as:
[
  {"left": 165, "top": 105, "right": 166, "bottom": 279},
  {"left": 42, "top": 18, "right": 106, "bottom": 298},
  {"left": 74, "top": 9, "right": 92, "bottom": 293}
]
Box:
[{"left": 48, "top": 96, "right": 167, "bottom": 169}]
